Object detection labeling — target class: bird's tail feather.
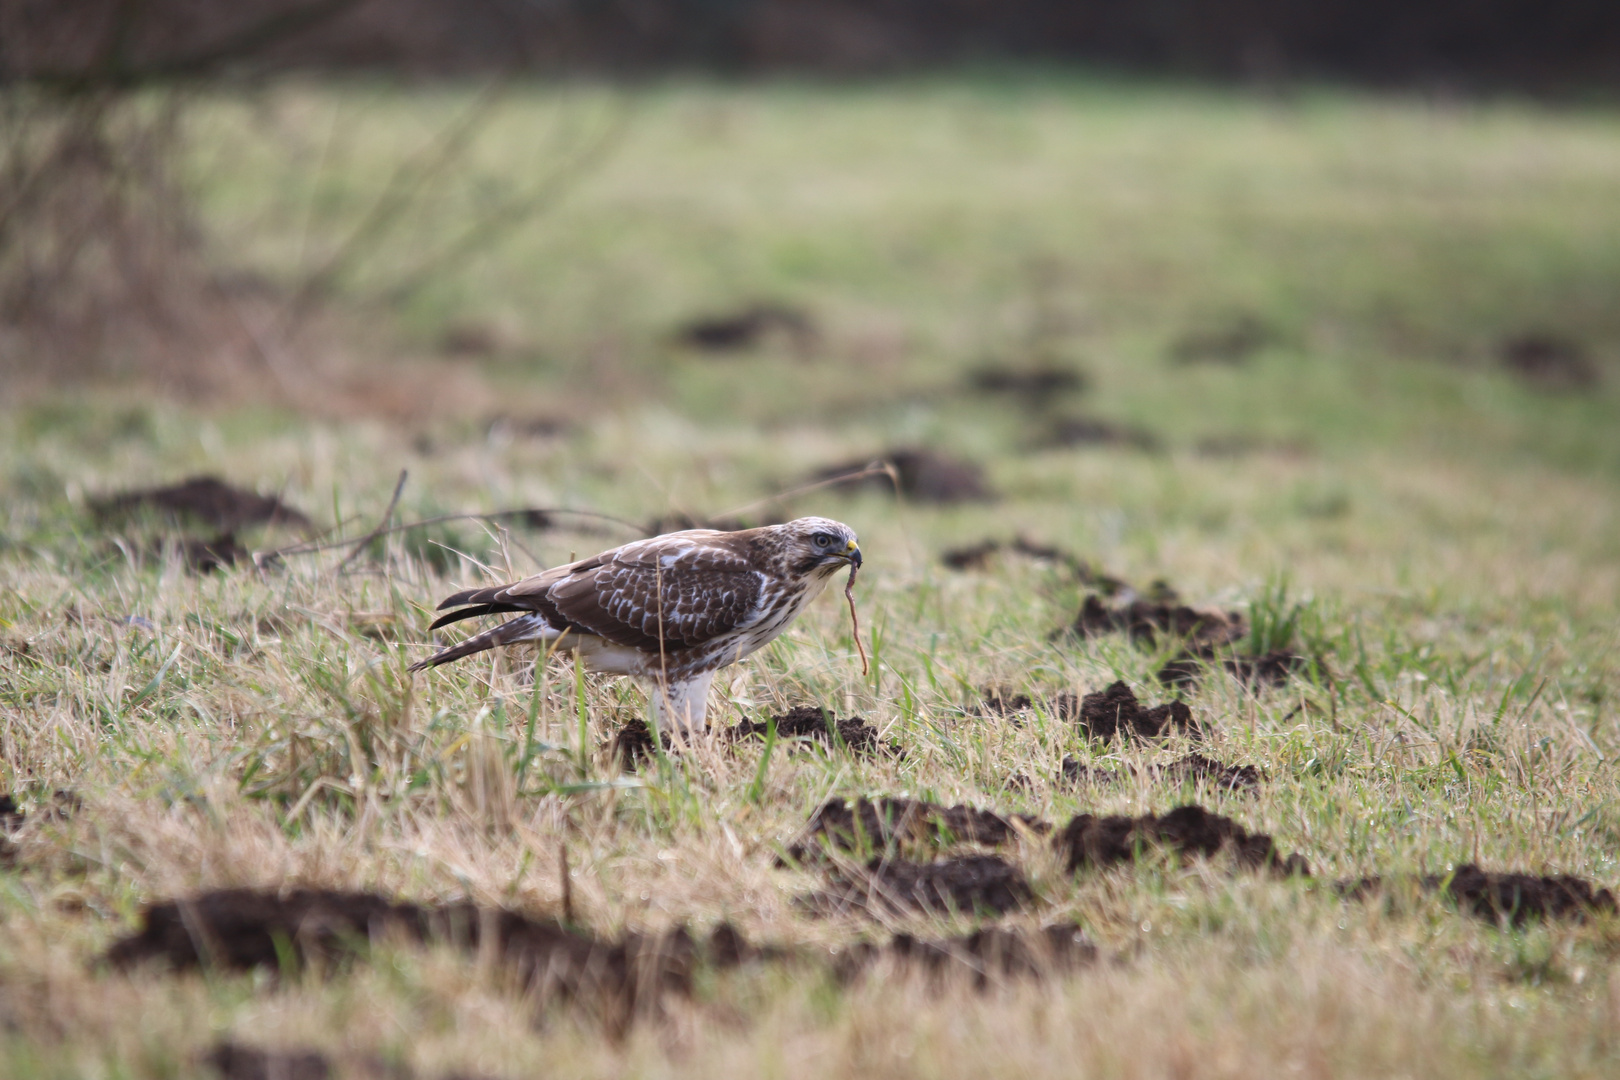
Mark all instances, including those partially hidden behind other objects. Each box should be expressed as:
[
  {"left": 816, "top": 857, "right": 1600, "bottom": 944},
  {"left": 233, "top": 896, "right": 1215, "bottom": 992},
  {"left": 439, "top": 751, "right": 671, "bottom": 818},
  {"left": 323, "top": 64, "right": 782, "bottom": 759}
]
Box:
[
  {"left": 429, "top": 602, "right": 526, "bottom": 631},
  {"left": 408, "top": 613, "right": 551, "bottom": 672}
]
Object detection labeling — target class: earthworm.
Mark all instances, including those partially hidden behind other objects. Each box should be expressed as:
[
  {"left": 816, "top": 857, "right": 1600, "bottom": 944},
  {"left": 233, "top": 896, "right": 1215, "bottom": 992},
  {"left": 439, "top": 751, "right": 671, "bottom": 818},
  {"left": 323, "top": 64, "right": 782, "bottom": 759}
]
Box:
[{"left": 845, "top": 564, "right": 869, "bottom": 676}]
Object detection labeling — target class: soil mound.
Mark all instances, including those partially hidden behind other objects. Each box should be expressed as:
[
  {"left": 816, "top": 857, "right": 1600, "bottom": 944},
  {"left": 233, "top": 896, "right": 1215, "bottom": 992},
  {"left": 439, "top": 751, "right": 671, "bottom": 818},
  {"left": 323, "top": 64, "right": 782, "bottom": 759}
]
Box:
[
  {"left": 837, "top": 925, "right": 1097, "bottom": 987},
  {"left": 731, "top": 706, "right": 899, "bottom": 757},
  {"left": 1499, "top": 332, "right": 1598, "bottom": 392},
  {"left": 1061, "top": 592, "right": 1246, "bottom": 650},
  {"left": 976, "top": 687, "right": 1034, "bottom": 716},
  {"left": 104, "top": 888, "right": 741, "bottom": 1029},
  {"left": 806, "top": 855, "right": 1032, "bottom": 918},
  {"left": 91, "top": 476, "right": 312, "bottom": 575},
  {"left": 672, "top": 303, "right": 816, "bottom": 354},
  {"left": 92, "top": 476, "right": 312, "bottom": 534},
  {"left": 606, "top": 719, "right": 661, "bottom": 766},
  {"left": 785, "top": 797, "right": 1048, "bottom": 861},
  {"left": 1159, "top": 754, "right": 1265, "bottom": 793},
  {"left": 607, "top": 707, "right": 899, "bottom": 769},
  {"left": 1338, "top": 865, "right": 1616, "bottom": 925},
  {"left": 202, "top": 1042, "right": 499, "bottom": 1080},
  {"left": 968, "top": 364, "right": 1086, "bottom": 398},
  {"left": 1056, "top": 804, "right": 1309, "bottom": 877},
  {"left": 1060, "top": 582, "right": 1320, "bottom": 691},
  {"left": 1066, "top": 681, "right": 1201, "bottom": 743},
  {"left": 1158, "top": 650, "right": 1315, "bottom": 689},
  {"left": 203, "top": 1044, "right": 335, "bottom": 1080},
  {"left": 1059, "top": 754, "right": 1263, "bottom": 794},
  {"left": 1039, "top": 415, "right": 1161, "bottom": 452}
]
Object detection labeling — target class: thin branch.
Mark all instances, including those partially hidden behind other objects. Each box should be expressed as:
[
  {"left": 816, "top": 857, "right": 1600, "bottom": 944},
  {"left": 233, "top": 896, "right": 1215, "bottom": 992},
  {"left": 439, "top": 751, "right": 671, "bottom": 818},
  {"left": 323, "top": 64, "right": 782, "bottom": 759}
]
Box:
[
  {"left": 715, "top": 463, "right": 900, "bottom": 521},
  {"left": 253, "top": 506, "right": 645, "bottom": 565},
  {"left": 335, "top": 468, "right": 408, "bottom": 573},
  {"left": 377, "top": 94, "right": 635, "bottom": 305},
  {"left": 280, "top": 77, "right": 511, "bottom": 330},
  {"left": 23, "top": 0, "right": 373, "bottom": 94}
]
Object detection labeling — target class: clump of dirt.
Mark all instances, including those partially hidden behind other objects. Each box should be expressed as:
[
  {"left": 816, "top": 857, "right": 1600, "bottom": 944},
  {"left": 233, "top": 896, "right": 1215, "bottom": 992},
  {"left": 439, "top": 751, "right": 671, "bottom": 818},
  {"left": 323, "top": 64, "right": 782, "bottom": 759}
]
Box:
[
  {"left": 1065, "top": 681, "right": 1202, "bottom": 743},
  {"left": 811, "top": 448, "right": 995, "bottom": 503},
  {"left": 1055, "top": 804, "right": 1309, "bottom": 877},
  {"left": 976, "top": 687, "right": 1035, "bottom": 717},
  {"left": 1060, "top": 590, "right": 1246, "bottom": 651},
  {"left": 202, "top": 1041, "right": 500, "bottom": 1080},
  {"left": 836, "top": 925, "right": 1097, "bottom": 987},
  {"left": 731, "top": 706, "right": 900, "bottom": 757},
  {"left": 1499, "top": 332, "right": 1598, "bottom": 392},
  {"left": 968, "top": 364, "right": 1086, "bottom": 398},
  {"left": 784, "top": 797, "right": 1049, "bottom": 862},
  {"left": 103, "top": 889, "right": 743, "bottom": 1031},
  {"left": 805, "top": 855, "right": 1033, "bottom": 918},
  {"left": 1057, "top": 758, "right": 1116, "bottom": 786},
  {"left": 1038, "top": 415, "right": 1161, "bottom": 452},
  {"left": 1222, "top": 650, "right": 1312, "bottom": 687},
  {"left": 91, "top": 476, "right": 312, "bottom": 533},
  {"left": 606, "top": 719, "right": 661, "bottom": 767},
  {"left": 1059, "top": 755, "right": 1263, "bottom": 794},
  {"left": 168, "top": 533, "right": 253, "bottom": 573},
  {"left": 1337, "top": 865, "right": 1616, "bottom": 926},
  {"left": 1155, "top": 655, "right": 1205, "bottom": 686},
  {"left": 672, "top": 303, "right": 816, "bottom": 355},
  {"left": 1169, "top": 313, "right": 1276, "bottom": 366},
  {"left": 1157, "top": 649, "right": 1315, "bottom": 689},
  {"left": 1058, "top": 581, "right": 1324, "bottom": 692},
  {"left": 91, "top": 476, "right": 312, "bottom": 575},
  {"left": 941, "top": 538, "right": 1003, "bottom": 571},
  {"left": 606, "top": 708, "right": 899, "bottom": 769},
  {"left": 1159, "top": 754, "right": 1265, "bottom": 793},
  {"left": 203, "top": 1044, "right": 336, "bottom": 1080}
]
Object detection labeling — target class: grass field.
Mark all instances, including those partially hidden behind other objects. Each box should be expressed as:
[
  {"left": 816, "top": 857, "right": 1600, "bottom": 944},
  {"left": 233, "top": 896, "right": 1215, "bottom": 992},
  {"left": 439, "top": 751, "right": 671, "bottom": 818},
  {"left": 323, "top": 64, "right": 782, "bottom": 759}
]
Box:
[{"left": 2, "top": 76, "right": 1620, "bottom": 1078}]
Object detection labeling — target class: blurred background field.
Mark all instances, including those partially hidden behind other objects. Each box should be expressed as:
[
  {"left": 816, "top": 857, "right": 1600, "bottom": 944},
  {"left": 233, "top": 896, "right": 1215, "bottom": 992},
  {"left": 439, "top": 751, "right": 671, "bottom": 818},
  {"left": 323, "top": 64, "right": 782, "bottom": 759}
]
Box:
[{"left": 2, "top": 4, "right": 1620, "bottom": 1078}]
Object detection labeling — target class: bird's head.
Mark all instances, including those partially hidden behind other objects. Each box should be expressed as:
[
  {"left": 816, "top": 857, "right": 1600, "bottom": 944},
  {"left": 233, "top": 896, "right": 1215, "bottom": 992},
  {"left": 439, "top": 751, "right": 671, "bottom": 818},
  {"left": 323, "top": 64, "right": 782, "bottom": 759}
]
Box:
[{"left": 772, "top": 516, "right": 862, "bottom": 578}]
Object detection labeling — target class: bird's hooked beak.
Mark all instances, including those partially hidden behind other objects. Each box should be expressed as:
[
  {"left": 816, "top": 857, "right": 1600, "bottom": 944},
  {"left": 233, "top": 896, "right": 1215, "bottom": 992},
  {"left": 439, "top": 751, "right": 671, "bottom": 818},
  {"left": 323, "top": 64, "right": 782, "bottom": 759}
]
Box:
[{"left": 844, "top": 538, "right": 862, "bottom": 568}]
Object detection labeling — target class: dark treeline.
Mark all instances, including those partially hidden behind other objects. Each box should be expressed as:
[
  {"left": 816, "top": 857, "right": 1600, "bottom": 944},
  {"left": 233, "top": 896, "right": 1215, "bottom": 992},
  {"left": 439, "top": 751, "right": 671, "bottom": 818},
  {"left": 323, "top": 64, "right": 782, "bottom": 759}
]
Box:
[{"left": 4, "top": 0, "right": 1620, "bottom": 91}]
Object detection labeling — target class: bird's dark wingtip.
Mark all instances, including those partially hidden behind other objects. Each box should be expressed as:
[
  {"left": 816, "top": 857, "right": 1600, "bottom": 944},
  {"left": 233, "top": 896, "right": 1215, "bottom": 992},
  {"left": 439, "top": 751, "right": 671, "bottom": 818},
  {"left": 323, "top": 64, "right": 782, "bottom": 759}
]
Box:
[{"left": 434, "top": 586, "right": 493, "bottom": 611}]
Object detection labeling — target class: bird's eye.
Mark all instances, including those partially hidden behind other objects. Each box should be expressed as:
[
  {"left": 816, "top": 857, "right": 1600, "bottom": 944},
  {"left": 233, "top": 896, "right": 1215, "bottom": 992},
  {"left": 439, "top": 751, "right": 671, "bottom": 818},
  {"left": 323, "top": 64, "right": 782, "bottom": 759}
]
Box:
[{"left": 812, "top": 532, "right": 834, "bottom": 547}]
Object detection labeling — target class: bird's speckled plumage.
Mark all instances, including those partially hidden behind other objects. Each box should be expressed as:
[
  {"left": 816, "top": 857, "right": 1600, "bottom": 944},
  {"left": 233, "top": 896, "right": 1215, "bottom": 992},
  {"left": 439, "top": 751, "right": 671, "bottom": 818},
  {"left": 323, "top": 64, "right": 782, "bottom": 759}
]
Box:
[{"left": 411, "top": 517, "right": 862, "bottom": 731}]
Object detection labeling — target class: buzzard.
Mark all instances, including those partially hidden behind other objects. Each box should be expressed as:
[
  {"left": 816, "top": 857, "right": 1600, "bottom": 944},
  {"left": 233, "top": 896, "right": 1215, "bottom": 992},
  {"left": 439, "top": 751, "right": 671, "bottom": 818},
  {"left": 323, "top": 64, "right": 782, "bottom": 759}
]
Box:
[{"left": 411, "top": 517, "right": 862, "bottom": 733}]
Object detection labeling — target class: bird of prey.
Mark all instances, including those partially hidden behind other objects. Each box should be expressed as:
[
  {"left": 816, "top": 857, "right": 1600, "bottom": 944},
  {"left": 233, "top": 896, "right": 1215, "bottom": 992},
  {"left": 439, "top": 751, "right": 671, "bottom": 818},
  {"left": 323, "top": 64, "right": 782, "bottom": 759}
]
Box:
[{"left": 411, "top": 517, "right": 862, "bottom": 734}]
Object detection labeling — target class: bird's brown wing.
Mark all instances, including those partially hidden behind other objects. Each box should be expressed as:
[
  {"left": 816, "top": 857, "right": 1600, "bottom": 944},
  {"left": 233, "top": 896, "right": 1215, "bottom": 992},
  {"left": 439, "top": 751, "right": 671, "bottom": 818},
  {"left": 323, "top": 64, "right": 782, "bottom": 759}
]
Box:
[
  {"left": 546, "top": 534, "right": 766, "bottom": 652},
  {"left": 429, "top": 531, "right": 767, "bottom": 652}
]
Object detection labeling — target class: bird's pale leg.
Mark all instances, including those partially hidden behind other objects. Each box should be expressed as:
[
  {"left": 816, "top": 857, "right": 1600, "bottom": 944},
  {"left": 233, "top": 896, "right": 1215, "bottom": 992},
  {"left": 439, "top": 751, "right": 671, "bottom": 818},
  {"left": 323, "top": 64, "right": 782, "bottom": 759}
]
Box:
[{"left": 649, "top": 670, "right": 715, "bottom": 747}]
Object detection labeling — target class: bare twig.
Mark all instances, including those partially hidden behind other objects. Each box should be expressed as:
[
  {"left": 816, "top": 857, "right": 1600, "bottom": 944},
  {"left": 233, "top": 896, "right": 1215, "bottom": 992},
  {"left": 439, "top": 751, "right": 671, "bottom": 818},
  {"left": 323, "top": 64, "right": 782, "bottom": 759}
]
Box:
[
  {"left": 21, "top": 0, "right": 374, "bottom": 94},
  {"left": 716, "top": 463, "right": 899, "bottom": 521},
  {"left": 254, "top": 506, "right": 644, "bottom": 565},
  {"left": 280, "top": 77, "right": 512, "bottom": 331},
  {"left": 378, "top": 93, "right": 635, "bottom": 305},
  {"left": 335, "top": 468, "right": 408, "bottom": 573}
]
